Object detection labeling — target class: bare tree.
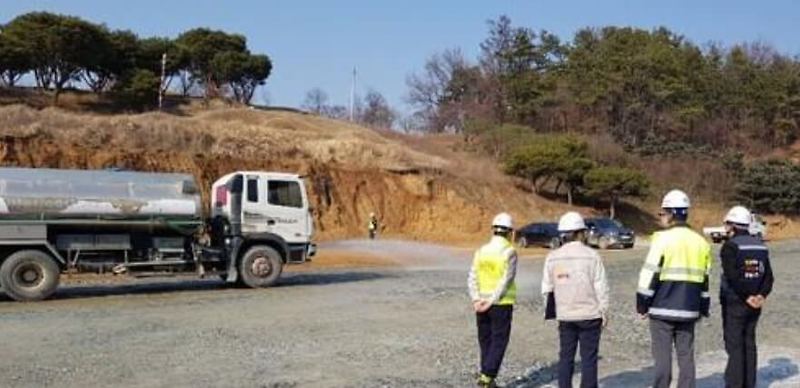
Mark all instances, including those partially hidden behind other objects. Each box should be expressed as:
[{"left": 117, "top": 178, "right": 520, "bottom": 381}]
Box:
[
  {"left": 322, "top": 105, "right": 349, "bottom": 120},
  {"left": 398, "top": 111, "right": 428, "bottom": 133},
  {"left": 302, "top": 87, "right": 329, "bottom": 114},
  {"left": 405, "top": 48, "right": 468, "bottom": 116},
  {"left": 361, "top": 89, "right": 395, "bottom": 129},
  {"left": 406, "top": 48, "right": 494, "bottom": 133}
]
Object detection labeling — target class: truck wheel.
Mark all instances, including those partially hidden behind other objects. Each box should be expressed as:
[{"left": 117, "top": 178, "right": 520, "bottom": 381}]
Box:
[
  {"left": 0, "top": 250, "right": 61, "bottom": 301},
  {"left": 598, "top": 237, "right": 611, "bottom": 250},
  {"left": 549, "top": 237, "right": 561, "bottom": 250},
  {"left": 239, "top": 246, "right": 283, "bottom": 288}
]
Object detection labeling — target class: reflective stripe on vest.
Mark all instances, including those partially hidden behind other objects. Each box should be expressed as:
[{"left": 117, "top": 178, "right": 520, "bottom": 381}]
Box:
[
  {"left": 649, "top": 307, "right": 700, "bottom": 319},
  {"left": 476, "top": 239, "right": 516, "bottom": 305},
  {"left": 737, "top": 245, "right": 768, "bottom": 251},
  {"left": 661, "top": 267, "right": 707, "bottom": 277}
]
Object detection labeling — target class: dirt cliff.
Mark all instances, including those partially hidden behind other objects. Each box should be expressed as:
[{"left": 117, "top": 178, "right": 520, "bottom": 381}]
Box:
[{"left": 0, "top": 104, "right": 578, "bottom": 242}]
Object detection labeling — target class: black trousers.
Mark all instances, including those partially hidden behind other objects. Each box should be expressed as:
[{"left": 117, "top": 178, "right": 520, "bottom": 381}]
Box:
[
  {"left": 558, "top": 319, "right": 602, "bottom": 388},
  {"left": 476, "top": 304, "right": 513, "bottom": 377},
  {"left": 650, "top": 318, "right": 696, "bottom": 388},
  {"left": 722, "top": 295, "right": 761, "bottom": 388}
]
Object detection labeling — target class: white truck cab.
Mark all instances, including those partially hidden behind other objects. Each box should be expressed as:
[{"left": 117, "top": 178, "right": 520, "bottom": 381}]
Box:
[{"left": 211, "top": 171, "right": 315, "bottom": 260}]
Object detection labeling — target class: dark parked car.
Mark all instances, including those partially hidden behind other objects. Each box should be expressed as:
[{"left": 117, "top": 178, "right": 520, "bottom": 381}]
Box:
[
  {"left": 585, "top": 218, "right": 635, "bottom": 249},
  {"left": 516, "top": 222, "right": 561, "bottom": 249}
]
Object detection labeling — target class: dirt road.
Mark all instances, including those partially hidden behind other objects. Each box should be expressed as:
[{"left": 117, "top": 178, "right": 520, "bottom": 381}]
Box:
[{"left": 1, "top": 240, "right": 799, "bottom": 387}]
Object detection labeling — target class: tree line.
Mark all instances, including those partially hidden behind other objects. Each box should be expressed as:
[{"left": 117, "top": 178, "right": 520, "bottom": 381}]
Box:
[
  {"left": 407, "top": 16, "right": 800, "bottom": 151},
  {"left": 301, "top": 87, "right": 397, "bottom": 130},
  {"left": 0, "top": 11, "right": 272, "bottom": 107},
  {"left": 491, "top": 130, "right": 646, "bottom": 218},
  {"left": 407, "top": 15, "right": 800, "bottom": 216}
]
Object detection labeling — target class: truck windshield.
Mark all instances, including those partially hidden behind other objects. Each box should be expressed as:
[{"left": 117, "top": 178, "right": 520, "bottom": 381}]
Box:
[{"left": 268, "top": 181, "right": 303, "bottom": 208}]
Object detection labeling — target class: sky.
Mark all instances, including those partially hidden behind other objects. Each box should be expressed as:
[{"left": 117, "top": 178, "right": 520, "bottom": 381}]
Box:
[{"left": 2, "top": 1, "right": 799, "bottom": 114}]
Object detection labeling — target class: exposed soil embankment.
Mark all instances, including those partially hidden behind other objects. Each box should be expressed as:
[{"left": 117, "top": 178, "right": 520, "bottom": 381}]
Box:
[
  {"left": 0, "top": 105, "right": 575, "bottom": 242},
  {"left": 3, "top": 104, "right": 796, "bottom": 241}
]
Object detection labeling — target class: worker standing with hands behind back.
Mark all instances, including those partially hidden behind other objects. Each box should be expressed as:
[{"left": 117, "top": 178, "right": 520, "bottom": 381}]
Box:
[
  {"left": 720, "top": 206, "right": 774, "bottom": 388},
  {"left": 542, "top": 211, "right": 609, "bottom": 388},
  {"left": 468, "top": 212, "right": 518, "bottom": 388},
  {"left": 636, "top": 189, "right": 711, "bottom": 388}
]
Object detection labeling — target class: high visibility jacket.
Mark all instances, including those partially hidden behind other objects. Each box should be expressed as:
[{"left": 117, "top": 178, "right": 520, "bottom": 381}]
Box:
[
  {"left": 468, "top": 236, "right": 518, "bottom": 305},
  {"left": 637, "top": 226, "right": 711, "bottom": 322}
]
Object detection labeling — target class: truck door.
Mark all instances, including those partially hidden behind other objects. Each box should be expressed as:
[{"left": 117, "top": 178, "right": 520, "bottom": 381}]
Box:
[
  {"left": 264, "top": 179, "right": 310, "bottom": 244},
  {"left": 241, "top": 175, "right": 272, "bottom": 234}
]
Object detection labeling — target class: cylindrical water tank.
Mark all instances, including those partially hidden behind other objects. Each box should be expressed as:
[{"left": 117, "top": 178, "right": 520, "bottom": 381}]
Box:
[{"left": 0, "top": 168, "right": 202, "bottom": 220}]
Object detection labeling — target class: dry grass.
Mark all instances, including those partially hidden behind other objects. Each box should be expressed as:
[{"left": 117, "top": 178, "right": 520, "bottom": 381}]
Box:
[
  {"left": 1, "top": 102, "right": 797, "bottom": 241},
  {"left": 0, "top": 104, "right": 447, "bottom": 172}
]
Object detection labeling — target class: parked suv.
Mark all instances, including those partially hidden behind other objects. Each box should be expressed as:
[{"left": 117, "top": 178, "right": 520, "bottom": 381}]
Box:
[
  {"left": 516, "top": 222, "right": 561, "bottom": 249},
  {"left": 585, "top": 218, "right": 635, "bottom": 249}
]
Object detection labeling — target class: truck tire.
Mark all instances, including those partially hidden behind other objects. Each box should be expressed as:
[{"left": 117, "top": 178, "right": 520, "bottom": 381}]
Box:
[
  {"left": 549, "top": 237, "right": 561, "bottom": 250},
  {"left": 598, "top": 237, "right": 611, "bottom": 250},
  {"left": 0, "top": 250, "right": 61, "bottom": 302},
  {"left": 238, "top": 246, "right": 283, "bottom": 288}
]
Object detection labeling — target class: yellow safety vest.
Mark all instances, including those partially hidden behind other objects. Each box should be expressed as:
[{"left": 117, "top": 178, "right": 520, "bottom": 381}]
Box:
[
  {"left": 475, "top": 237, "right": 517, "bottom": 305},
  {"left": 655, "top": 227, "right": 710, "bottom": 283},
  {"left": 637, "top": 226, "right": 711, "bottom": 321}
]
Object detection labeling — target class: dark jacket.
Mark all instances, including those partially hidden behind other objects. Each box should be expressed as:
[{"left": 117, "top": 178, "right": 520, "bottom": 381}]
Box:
[{"left": 720, "top": 232, "right": 774, "bottom": 302}]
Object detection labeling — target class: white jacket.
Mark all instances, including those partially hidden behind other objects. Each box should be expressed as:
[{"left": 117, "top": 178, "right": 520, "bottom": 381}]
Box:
[{"left": 541, "top": 241, "right": 609, "bottom": 321}]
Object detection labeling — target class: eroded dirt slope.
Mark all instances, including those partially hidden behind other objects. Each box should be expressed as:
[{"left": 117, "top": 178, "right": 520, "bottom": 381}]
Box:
[{"left": 0, "top": 105, "right": 576, "bottom": 242}]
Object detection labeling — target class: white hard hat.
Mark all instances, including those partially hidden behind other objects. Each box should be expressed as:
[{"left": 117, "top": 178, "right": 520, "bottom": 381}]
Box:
[
  {"left": 558, "top": 211, "right": 586, "bottom": 232},
  {"left": 492, "top": 212, "right": 513, "bottom": 229},
  {"left": 661, "top": 189, "right": 691, "bottom": 209},
  {"left": 725, "top": 206, "right": 751, "bottom": 226}
]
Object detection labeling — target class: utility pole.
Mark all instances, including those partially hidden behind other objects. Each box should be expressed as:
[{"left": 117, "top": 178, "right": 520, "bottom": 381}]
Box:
[
  {"left": 158, "top": 52, "right": 167, "bottom": 110},
  {"left": 349, "top": 66, "right": 357, "bottom": 122}
]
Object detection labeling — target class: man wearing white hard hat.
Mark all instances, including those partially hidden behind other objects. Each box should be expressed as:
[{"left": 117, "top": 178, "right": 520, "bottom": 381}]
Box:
[
  {"left": 542, "top": 211, "right": 609, "bottom": 388},
  {"left": 636, "top": 190, "right": 711, "bottom": 388},
  {"left": 468, "top": 212, "right": 518, "bottom": 388},
  {"left": 720, "top": 206, "right": 774, "bottom": 388}
]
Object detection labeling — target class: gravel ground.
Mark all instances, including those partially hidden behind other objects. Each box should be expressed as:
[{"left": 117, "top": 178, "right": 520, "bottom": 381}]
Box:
[{"left": 1, "top": 239, "right": 799, "bottom": 387}]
